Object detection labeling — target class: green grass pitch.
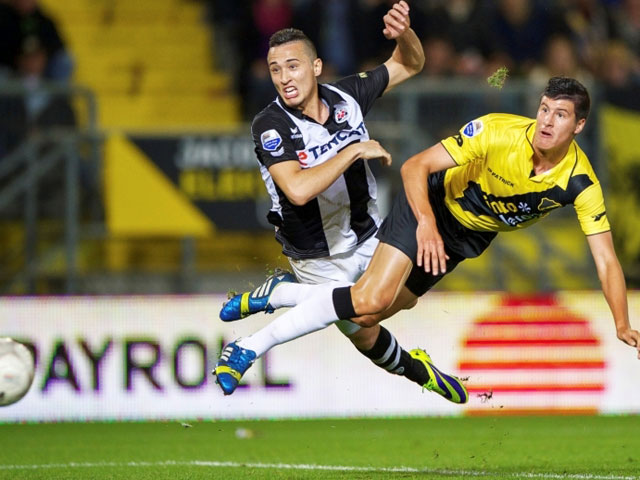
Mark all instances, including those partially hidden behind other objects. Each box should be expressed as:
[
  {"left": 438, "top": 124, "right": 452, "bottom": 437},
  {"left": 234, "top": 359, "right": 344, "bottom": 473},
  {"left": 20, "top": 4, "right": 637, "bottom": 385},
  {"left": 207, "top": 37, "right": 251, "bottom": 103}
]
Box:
[{"left": 1, "top": 415, "right": 639, "bottom": 479}]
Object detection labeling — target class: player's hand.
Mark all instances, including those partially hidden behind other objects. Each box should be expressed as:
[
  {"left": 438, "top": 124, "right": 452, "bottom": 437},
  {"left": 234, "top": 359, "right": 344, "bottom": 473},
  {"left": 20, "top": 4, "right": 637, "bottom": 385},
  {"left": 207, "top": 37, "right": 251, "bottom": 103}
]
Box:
[
  {"left": 416, "top": 219, "right": 449, "bottom": 275},
  {"left": 356, "top": 140, "right": 392, "bottom": 166},
  {"left": 617, "top": 327, "right": 640, "bottom": 359},
  {"left": 383, "top": 1, "right": 411, "bottom": 40}
]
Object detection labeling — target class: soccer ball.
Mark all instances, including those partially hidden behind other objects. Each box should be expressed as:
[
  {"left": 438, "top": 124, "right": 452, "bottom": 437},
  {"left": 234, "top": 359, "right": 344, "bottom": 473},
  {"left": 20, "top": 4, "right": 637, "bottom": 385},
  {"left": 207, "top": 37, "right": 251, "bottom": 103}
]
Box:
[{"left": 0, "top": 337, "right": 35, "bottom": 407}]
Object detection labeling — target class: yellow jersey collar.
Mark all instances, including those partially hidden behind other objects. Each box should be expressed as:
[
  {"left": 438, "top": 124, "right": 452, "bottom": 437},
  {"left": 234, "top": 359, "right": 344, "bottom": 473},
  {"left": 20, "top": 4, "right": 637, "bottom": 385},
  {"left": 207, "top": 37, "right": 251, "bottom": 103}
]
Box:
[{"left": 526, "top": 122, "right": 578, "bottom": 188}]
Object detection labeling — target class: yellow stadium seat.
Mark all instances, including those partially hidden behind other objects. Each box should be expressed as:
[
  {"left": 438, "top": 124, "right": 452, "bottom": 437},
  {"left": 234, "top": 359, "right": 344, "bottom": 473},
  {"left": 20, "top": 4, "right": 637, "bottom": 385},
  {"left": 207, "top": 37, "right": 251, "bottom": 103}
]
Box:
[{"left": 39, "top": 0, "right": 240, "bottom": 130}]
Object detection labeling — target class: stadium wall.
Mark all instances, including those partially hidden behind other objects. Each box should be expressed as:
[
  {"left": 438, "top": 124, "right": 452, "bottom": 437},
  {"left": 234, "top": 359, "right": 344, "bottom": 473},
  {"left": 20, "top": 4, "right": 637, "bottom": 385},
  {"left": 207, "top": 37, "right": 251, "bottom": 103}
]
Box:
[{"left": 1, "top": 292, "right": 639, "bottom": 421}]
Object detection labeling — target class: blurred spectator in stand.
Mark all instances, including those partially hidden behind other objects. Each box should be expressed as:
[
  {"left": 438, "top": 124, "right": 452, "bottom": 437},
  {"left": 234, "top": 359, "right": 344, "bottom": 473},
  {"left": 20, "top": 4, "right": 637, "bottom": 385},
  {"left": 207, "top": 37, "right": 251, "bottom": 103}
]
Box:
[
  {"left": 1, "top": 36, "right": 75, "bottom": 146},
  {"left": 560, "top": 0, "right": 614, "bottom": 74},
  {"left": 0, "top": 35, "right": 77, "bottom": 217},
  {"left": 15, "top": 37, "right": 76, "bottom": 133},
  {"left": 0, "top": 36, "right": 76, "bottom": 157},
  {"left": 293, "top": 0, "right": 363, "bottom": 78},
  {"left": 421, "top": 36, "right": 456, "bottom": 77},
  {"left": 485, "top": 0, "right": 570, "bottom": 76},
  {"left": 420, "top": 0, "right": 495, "bottom": 78},
  {"left": 236, "top": 0, "right": 293, "bottom": 119},
  {"left": 529, "top": 34, "right": 593, "bottom": 87},
  {"left": 251, "top": 0, "right": 293, "bottom": 57},
  {"left": 0, "top": 0, "right": 73, "bottom": 82},
  {"left": 205, "top": 0, "right": 248, "bottom": 77},
  {"left": 416, "top": 1, "right": 495, "bottom": 150},
  {"left": 598, "top": 40, "right": 640, "bottom": 111},
  {"left": 609, "top": 0, "right": 640, "bottom": 57}
]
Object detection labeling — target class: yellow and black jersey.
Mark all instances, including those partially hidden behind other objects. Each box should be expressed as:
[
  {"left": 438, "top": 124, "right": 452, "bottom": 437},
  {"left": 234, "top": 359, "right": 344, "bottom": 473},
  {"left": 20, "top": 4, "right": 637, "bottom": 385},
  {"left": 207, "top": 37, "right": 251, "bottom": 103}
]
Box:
[{"left": 440, "top": 113, "right": 609, "bottom": 236}]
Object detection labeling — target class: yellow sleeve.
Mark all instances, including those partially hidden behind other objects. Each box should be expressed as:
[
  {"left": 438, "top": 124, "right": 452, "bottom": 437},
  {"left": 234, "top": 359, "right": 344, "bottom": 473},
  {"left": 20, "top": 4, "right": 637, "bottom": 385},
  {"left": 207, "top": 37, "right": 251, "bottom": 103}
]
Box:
[
  {"left": 440, "top": 116, "right": 491, "bottom": 167},
  {"left": 574, "top": 183, "right": 611, "bottom": 235}
]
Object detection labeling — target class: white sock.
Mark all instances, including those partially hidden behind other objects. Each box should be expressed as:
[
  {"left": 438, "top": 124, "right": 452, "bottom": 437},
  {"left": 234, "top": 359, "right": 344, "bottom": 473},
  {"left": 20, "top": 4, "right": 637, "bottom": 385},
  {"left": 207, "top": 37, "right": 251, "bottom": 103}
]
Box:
[
  {"left": 238, "top": 285, "right": 343, "bottom": 357},
  {"left": 269, "top": 280, "right": 350, "bottom": 308}
]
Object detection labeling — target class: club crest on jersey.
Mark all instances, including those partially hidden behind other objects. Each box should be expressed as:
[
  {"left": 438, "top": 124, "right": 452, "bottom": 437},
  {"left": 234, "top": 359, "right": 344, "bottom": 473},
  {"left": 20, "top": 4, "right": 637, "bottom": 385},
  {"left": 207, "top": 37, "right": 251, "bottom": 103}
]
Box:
[
  {"left": 538, "top": 197, "right": 561, "bottom": 211},
  {"left": 462, "top": 120, "right": 484, "bottom": 138},
  {"left": 261, "top": 129, "right": 283, "bottom": 152},
  {"left": 334, "top": 102, "right": 350, "bottom": 124}
]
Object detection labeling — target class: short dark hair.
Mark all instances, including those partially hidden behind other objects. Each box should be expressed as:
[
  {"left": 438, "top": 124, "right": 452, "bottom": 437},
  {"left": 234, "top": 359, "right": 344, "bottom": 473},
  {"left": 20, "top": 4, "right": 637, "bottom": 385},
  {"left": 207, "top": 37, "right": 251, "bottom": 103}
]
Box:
[
  {"left": 268, "top": 28, "right": 317, "bottom": 59},
  {"left": 542, "top": 77, "right": 591, "bottom": 121}
]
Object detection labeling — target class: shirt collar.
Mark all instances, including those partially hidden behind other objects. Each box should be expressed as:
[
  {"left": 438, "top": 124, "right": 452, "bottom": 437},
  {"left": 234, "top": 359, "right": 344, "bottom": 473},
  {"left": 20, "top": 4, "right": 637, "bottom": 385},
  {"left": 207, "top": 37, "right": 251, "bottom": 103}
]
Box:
[{"left": 526, "top": 122, "right": 579, "bottom": 188}]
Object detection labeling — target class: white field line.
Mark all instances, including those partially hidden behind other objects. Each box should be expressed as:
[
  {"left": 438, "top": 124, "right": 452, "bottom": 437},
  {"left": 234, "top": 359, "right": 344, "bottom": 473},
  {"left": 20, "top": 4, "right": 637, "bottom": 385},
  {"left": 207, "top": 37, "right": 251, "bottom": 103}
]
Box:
[{"left": 0, "top": 460, "right": 637, "bottom": 479}]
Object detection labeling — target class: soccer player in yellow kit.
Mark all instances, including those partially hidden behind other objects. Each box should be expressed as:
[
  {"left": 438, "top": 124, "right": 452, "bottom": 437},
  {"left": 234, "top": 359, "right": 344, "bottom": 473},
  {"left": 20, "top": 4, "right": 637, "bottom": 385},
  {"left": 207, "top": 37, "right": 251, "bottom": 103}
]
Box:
[{"left": 215, "top": 77, "right": 639, "bottom": 398}]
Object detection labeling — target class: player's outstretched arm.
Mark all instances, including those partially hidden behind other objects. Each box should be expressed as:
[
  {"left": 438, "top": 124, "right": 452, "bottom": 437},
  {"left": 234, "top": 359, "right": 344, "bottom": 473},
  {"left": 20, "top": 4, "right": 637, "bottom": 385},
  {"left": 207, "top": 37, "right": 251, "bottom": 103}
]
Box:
[
  {"left": 382, "top": 1, "right": 424, "bottom": 93},
  {"left": 587, "top": 232, "right": 640, "bottom": 358},
  {"left": 400, "top": 143, "right": 456, "bottom": 275},
  {"left": 268, "top": 140, "right": 391, "bottom": 206}
]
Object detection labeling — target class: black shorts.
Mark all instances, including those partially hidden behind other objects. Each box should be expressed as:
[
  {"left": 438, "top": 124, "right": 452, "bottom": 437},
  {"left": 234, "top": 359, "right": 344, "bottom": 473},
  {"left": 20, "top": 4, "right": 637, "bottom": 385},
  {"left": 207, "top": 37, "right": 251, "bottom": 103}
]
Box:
[{"left": 376, "top": 171, "right": 497, "bottom": 297}]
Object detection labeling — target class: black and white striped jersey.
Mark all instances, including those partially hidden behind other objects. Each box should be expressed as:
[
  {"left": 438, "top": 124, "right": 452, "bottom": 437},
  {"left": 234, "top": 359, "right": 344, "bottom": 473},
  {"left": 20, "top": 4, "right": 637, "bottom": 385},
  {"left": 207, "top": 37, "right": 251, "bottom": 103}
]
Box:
[{"left": 251, "top": 65, "right": 389, "bottom": 260}]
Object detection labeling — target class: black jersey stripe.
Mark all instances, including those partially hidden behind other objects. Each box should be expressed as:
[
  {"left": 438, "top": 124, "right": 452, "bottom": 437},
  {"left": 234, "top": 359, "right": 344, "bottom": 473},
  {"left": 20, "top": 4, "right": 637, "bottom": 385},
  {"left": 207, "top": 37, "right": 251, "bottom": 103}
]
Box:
[
  {"left": 271, "top": 186, "right": 330, "bottom": 259},
  {"left": 343, "top": 159, "right": 377, "bottom": 243}
]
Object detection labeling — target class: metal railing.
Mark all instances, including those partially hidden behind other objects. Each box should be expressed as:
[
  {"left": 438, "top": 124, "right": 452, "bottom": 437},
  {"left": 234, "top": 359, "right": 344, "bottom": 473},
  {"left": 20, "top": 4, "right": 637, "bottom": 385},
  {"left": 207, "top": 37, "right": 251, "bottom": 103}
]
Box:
[{"left": 0, "top": 81, "right": 100, "bottom": 294}]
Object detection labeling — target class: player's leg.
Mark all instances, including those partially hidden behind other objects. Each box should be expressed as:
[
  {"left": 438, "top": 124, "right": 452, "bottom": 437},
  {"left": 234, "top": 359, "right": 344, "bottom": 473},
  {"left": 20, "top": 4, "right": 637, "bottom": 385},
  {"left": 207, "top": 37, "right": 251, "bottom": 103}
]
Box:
[
  {"left": 347, "top": 321, "right": 467, "bottom": 403},
  {"left": 218, "top": 236, "right": 424, "bottom": 388},
  {"left": 238, "top": 242, "right": 411, "bottom": 354},
  {"left": 344, "top": 285, "right": 419, "bottom": 377},
  {"left": 214, "top": 241, "right": 411, "bottom": 395},
  {"left": 330, "top": 236, "right": 431, "bottom": 381},
  {"left": 214, "top": 243, "right": 469, "bottom": 403},
  {"left": 215, "top": 247, "right": 468, "bottom": 403},
  {"left": 331, "top": 244, "right": 470, "bottom": 404}
]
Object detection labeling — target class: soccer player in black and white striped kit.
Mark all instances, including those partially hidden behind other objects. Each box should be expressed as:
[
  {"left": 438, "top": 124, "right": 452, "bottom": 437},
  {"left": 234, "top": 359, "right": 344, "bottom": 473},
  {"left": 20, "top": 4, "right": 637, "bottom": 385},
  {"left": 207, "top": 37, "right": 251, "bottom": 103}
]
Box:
[{"left": 216, "top": 2, "right": 467, "bottom": 400}]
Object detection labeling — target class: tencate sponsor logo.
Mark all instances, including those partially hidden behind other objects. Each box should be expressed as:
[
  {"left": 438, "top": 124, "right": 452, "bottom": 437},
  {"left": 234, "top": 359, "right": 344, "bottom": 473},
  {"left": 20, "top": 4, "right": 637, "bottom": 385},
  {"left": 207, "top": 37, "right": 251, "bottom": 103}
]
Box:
[{"left": 308, "top": 121, "right": 366, "bottom": 160}]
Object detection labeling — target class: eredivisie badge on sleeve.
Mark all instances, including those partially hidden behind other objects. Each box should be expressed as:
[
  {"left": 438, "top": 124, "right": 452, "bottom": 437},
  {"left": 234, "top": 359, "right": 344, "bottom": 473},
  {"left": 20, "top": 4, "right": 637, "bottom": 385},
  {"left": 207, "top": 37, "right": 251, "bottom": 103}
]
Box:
[
  {"left": 462, "top": 119, "right": 484, "bottom": 137},
  {"left": 261, "top": 129, "right": 284, "bottom": 157}
]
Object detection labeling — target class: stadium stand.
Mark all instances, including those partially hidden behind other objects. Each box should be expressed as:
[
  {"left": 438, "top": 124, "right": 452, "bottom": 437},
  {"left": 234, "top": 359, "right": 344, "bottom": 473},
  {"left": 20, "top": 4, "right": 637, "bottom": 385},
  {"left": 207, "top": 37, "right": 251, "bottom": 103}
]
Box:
[
  {"left": 38, "top": 0, "right": 241, "bottom": 130},
  {"left": 1, "top": 0, "right": 638, "bottom": 295}
]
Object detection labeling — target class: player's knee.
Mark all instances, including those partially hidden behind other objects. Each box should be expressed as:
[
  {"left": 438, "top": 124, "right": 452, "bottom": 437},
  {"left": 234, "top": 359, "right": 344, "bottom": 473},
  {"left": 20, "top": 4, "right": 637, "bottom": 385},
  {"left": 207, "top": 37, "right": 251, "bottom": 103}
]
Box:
[{"left": 352, "top": 287, "right": 393, "bottom": 317}]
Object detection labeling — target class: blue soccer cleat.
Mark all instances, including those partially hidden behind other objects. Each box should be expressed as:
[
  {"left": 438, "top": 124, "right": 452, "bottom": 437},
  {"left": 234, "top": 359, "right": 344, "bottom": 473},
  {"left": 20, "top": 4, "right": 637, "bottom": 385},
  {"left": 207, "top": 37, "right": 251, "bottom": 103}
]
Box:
[
  {"left": 410, "top": 349, "right": 469, "bottom": 404},
  {"left": 213, "top": 341, "right": 257, "bottom": 395},
  {"left": 220, "top": 269, "right": 296, "bottom": 322}
]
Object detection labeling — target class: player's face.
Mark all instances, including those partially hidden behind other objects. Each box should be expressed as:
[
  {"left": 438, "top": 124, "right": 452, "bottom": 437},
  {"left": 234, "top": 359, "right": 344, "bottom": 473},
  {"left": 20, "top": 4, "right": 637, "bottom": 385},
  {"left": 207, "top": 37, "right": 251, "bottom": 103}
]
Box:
[
  {"left": 267, "top": 41, "right": 322, "bottom": 110},
  {"left": 533, "top": 96, "right": 586, "bottom": 152}
]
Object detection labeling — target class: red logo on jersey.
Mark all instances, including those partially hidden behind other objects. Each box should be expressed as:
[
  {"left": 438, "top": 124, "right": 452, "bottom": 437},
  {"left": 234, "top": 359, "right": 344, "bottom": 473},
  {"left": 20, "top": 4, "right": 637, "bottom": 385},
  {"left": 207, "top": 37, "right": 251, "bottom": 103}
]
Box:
[{"left": 297, "top": 150, "right": 308, "bottom": 167}]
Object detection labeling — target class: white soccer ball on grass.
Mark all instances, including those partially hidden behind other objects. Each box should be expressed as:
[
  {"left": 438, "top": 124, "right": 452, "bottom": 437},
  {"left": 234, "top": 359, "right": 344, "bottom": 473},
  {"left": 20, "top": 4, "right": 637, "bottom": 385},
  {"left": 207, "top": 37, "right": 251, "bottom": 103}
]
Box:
[{"left": 0, "top": 337, "right": 35, "bottom": 407}]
